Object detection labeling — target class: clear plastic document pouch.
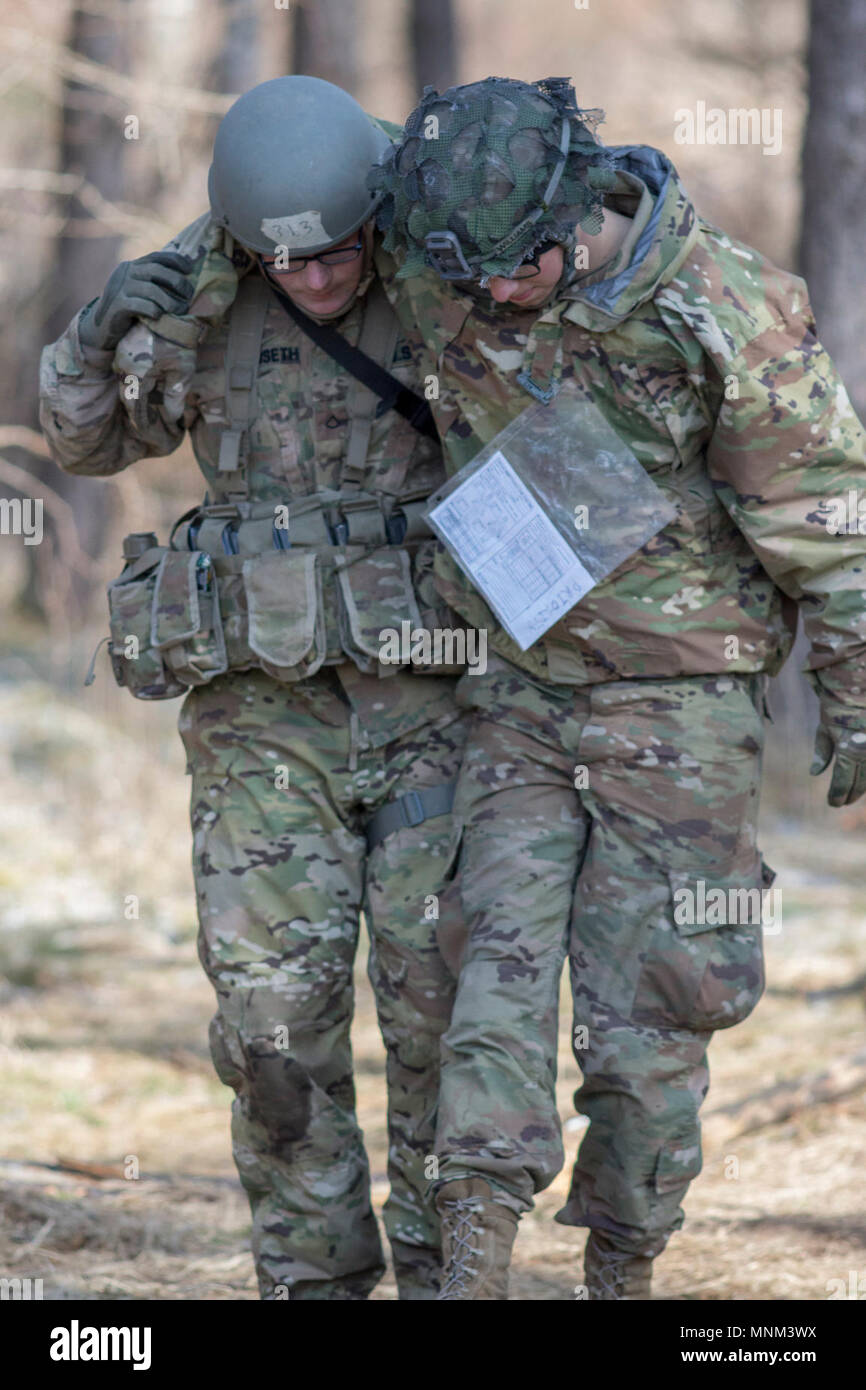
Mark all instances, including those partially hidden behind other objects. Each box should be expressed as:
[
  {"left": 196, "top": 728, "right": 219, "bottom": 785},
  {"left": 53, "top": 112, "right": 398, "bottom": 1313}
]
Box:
[{"left": 426, "top": 380, "right": 677, "bottom": 650}]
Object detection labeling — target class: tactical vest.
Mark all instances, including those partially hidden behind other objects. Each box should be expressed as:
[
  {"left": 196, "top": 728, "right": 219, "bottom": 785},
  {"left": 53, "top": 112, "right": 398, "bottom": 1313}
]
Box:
[{"left": 100, "top": 276, "right": 460, "bottom": 700}]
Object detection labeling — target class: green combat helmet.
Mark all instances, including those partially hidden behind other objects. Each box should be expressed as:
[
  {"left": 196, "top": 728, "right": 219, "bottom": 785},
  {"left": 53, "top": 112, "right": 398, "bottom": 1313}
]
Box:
[
  {"left": 208, "top": 75, "right": 391, "bottom": 256},
  {"left": 369, "top": 76, "right": 615, "bottom": 289}
]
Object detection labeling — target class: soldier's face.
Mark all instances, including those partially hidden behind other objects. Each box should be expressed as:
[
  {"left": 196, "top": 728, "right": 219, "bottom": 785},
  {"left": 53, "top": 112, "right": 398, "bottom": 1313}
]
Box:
[
  {"left": 261, "top": 229, "right": 367, "bottom": 316},
  {"left": 486, "top": 244, "right": 565, "bottom": 310}
]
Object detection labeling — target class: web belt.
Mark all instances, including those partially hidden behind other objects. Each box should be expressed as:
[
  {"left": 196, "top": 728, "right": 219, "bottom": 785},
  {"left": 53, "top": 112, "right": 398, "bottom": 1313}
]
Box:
[
  {"left": 364, "top": 781, "right": 457, "bottom": 851},
  {"left": 171, "top": 494, "right": 427, "bottom": 553}
]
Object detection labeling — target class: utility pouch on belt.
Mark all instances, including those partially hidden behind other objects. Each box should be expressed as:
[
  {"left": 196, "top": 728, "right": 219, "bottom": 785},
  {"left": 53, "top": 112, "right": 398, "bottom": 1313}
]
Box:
[
  {"left": 97, "top": 536, "right": 219, "bottom": 700},
  {"left": 103, "top": 543, "right": 185, "bottom": 699},
  {"left": 150, "top": 549, "right": 228, "bottom": 686},
  {"left": 336, "top": 547, "right": 423, "bottom": 672},
  {"left": 242, "top": 550, "right": 328, "bottom": 681},
  {"left": 96, "top": 534, "right": 228, "bottom": 699}
]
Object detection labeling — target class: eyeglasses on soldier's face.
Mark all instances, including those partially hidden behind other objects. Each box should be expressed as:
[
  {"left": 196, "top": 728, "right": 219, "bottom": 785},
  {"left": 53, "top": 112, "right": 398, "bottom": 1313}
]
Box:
[
  {"left": 260, "top": 236, "right": 364, "bottom": 274},
  {"left": 500, "top": 239, "right": 561, "bottom": 280},
  {"left": 424, "top": 230, "right": 560, "bottom": 285}
]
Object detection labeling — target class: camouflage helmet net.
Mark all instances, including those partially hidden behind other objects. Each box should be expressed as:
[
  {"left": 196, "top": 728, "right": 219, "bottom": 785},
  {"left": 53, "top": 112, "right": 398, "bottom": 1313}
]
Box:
[{"left": 369, "top": 76, "right": 616, "bottom": 281}]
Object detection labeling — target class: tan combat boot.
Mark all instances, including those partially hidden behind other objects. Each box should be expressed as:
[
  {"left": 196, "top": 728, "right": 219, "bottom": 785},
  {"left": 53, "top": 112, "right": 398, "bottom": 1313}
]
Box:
[
  {"left": 584, "top": 1231, "right": 653, "bottom": 1300},
  {"left": 436, "top": 1178, "right": 519, "bottom": 1300}
]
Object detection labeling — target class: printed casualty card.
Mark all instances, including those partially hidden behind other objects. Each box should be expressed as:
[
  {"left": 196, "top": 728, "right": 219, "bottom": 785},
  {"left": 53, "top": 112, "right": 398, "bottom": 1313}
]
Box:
[
  {"left": 428, "top": 449, "right": 595, "bottom": 651},
  {"left": 426, "top": 384, "right": 677, "bottom": 651}
]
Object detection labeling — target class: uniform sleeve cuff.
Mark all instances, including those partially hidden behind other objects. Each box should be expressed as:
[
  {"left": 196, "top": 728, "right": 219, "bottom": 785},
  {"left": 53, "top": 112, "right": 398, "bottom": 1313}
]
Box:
[{"left": 73, "top": 303, "right": 116, "bottom": 371}]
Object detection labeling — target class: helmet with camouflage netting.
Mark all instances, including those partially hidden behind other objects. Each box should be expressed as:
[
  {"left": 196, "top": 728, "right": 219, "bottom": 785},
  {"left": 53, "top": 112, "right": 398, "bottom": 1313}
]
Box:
[
  {"left": 208, "top": 76, "right": 391, "bottom": 256},
  {"left": 369, "top": 76, "right": 615, "bottom": 284}
]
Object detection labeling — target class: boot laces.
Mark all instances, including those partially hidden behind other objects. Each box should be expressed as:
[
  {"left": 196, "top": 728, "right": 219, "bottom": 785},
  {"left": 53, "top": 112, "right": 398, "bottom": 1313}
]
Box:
[
  {"left": 438, "top": 1197, "right": 484, "bottom": 1301},
  {"left": 591, "top": 1243, "right": 639, "bottom": 1299}
]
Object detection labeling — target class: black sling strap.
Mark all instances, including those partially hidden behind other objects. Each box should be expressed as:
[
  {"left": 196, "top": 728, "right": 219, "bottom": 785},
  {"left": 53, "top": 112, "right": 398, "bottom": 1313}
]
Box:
[{"left": 271, "top": 286, "right": 439, "bottom": 441}]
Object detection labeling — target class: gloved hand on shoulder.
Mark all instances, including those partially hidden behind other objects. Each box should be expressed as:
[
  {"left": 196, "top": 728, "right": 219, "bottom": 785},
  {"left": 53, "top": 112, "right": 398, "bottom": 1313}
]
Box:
[{"left": 78, "top": 251, "right": 195, "bottom": 351}]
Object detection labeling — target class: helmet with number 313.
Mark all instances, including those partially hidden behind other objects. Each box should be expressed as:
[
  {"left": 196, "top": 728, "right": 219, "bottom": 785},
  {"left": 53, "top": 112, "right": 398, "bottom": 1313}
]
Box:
[{"left": 207, "top": 75, "right": 391, "bottom": 256}]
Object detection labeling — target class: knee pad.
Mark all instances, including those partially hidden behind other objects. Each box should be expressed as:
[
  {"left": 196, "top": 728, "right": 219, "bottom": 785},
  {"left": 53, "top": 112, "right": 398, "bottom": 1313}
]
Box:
[
  {"left": 208, "top": 1015, "right": 312, "bottom": 1150},
  {"left": 243, "top": 1036, "right": 313, "bottom": 1151}
]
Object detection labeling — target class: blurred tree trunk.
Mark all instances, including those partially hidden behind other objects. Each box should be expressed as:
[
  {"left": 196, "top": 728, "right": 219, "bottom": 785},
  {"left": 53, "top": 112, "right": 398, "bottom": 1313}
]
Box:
[
  {"left": 409, "top": 0, "right": 457, "bottom": 94},
  {"left": 292, "top": 0, "right": 359, "bottom": 95},
  {"left": 800, "top": 0, "right": 866, "bottom": 420},
  {"left": 208, "top": 0, "right": 260, "bottom": 95},
  {"left": 21, "top": 2, "right": 131, "bottom": 618},
  {"left": 43, "top": 6, "right": 129, "bottom": 352}
]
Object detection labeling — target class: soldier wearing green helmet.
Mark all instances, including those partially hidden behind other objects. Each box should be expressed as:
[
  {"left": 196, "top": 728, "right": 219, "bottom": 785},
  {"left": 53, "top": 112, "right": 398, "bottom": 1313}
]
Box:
[
  {"left": 369, "top": 76, "right": 866, "bottom": 1299},
  {"left": 39, "top": 76, "right": 474, "bottom": 1301}
]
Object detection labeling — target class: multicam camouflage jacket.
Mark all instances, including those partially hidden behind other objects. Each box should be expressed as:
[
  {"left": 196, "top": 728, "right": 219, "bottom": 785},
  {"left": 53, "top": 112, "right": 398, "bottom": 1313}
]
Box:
[
  {"left": 376, "top": 145, "right": 866, "bottom": 729},
  {"left": 39, "top": 214, "right": 461, "bottom": 742}
]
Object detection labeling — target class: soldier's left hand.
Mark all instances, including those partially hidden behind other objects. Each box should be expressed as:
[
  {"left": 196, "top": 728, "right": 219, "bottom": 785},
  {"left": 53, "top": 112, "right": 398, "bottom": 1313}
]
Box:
[{"left": 810, "top": 722, "right": 866, "bottom": 806}]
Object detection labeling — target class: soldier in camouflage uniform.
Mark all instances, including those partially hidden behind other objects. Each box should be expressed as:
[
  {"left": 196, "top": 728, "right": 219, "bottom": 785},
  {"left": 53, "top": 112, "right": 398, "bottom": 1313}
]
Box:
[
  {"left": 368, "top": 76, "right": 866, "bottom": 1298},
  {"left": 39, "top": 77, "right": 471, "bottom": 1301}
]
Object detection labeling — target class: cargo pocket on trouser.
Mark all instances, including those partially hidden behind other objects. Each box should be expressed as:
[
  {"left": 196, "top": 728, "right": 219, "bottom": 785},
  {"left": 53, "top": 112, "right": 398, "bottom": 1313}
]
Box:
[
  {"left": 151, "top": 550, "right": 229, "bottom": 687},
  {"left": 631, "top": 855, "right": 774, "bottom": 1032},
  {"left": 336, "top": 546, "right": 422, "bottom": 673},
  {"left": 107, "top": 550, "right": 187, "bottom": 699},
  {"left": 242, "top": 550, "right": 327, "bottom": 682}
]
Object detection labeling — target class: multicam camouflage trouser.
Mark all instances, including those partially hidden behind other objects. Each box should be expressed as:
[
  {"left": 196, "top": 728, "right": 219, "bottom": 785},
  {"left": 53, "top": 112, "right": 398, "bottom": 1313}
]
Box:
[
  {"left": 435, "top": 657, "right": 771, "bottom": 1257},
  {"left": 178, "top": 669, "right": 466, "bottom": 1299}
]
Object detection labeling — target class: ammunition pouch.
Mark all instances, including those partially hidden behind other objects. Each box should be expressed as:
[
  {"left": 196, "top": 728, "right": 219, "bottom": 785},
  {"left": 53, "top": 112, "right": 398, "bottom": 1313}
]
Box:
[
  {"left": 106, "top": 545, "right": 228, "bottom": 699},
  {"left": 101, "top": 491, "right": 462, "bottom": 700}
]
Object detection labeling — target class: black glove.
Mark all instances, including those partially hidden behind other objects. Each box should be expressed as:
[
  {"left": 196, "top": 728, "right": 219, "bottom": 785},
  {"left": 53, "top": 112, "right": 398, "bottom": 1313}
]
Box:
[
  {"left": 78, "top": 251, "right": 195, "bottom": 351},
  {"left": 810, "top": 719, "right": 866, "bottom": 806}
]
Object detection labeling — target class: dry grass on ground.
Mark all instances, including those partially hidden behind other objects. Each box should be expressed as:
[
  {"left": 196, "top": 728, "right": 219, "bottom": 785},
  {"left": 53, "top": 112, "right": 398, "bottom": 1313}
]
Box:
[{"left": 1, "top": 681, "right": 864, "bottom": 1300}]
